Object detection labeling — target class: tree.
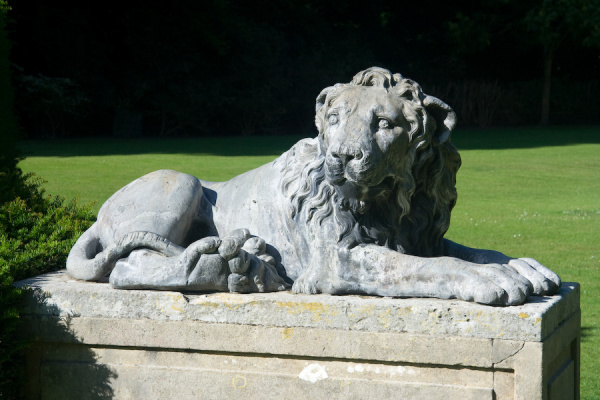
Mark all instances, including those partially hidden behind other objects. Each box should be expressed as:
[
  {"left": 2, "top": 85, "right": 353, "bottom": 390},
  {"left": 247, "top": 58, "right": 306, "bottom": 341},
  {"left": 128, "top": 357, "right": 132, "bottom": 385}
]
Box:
[
  {"left": 7, "top": 0, "right": 600, "bottom": 132},
  {"left": 446, "top": 0, "right": 600, "bottom": 125},
  {"left": 525, "top": 0, "right": 600, "bottom": 125}
]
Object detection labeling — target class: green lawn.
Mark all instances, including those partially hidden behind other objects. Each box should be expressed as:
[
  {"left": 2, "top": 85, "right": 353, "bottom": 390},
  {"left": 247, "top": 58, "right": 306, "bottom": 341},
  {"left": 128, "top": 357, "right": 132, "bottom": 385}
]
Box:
[
  {"left": 18, "top": 136, "right": 303, "bottom": 213},
  {"left": 18, "top": 126, "right": 600, "bottom": 398}
]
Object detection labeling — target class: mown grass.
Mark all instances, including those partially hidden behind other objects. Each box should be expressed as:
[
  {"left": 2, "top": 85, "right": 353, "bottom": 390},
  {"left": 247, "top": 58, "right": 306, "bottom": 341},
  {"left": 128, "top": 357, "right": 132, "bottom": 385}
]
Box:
[
  {"left": 18, "top": 126, "right": 600, "bottom": 398},
  {"left": 18, "top": 136, "right": 303, "bottom": 213}
]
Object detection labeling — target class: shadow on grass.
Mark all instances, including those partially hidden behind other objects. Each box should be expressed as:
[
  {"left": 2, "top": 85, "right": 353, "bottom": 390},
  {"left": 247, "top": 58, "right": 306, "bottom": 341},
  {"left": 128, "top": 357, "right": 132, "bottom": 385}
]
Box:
[
  {"left": 580, "top": 325, "right": 597, "bottom": 342},
  {"left": 18, "top": 126, "right": 600, "bottom": 158},
  {"left": 18, "top": 135, "right": 307, "bottom": 158},
  {"left": 452, "top": 125, "right": 600, "bottom": 150},
  {"left": 17, "top": 279, "right": 116, "bottom": 399}
]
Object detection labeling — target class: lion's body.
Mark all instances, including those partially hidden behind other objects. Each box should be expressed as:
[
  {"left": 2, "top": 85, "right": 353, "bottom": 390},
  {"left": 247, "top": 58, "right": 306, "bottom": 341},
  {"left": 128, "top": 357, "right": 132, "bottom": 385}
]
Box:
[
  {"left": 67, "top": 67, "right": 561, "bottom": 305},
  {"left": 202, "top": 157, "right": 308, "bottom": 281}
]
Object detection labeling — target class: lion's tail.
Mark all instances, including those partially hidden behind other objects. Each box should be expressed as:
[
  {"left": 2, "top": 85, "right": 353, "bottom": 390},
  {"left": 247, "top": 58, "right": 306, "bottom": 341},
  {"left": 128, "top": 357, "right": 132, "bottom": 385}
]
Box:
[
  {"left": 67, "top": 223, "right": 111, "bottom": 281},
  {"left": 66, "top": 224, "right": 184, "bottom": 281}
]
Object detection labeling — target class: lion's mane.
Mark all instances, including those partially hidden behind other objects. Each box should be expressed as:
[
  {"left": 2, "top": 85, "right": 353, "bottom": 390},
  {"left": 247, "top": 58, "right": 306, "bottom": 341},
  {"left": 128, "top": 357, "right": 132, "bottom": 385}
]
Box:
[{"left": 278, "top": 68, "right": 461, "bottom": 257}]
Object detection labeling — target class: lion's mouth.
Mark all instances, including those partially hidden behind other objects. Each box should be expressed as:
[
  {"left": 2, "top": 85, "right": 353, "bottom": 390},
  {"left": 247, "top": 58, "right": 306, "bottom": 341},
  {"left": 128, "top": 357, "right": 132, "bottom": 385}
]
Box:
[
  {"left": 334, "top": 176, "right": 396, "bottom": 214},
  {"left": 331, "top": 173, "right": 395, "bottom": 192},
  {"left": 325, "top": 159, "right": 381, "bottom": 186}
]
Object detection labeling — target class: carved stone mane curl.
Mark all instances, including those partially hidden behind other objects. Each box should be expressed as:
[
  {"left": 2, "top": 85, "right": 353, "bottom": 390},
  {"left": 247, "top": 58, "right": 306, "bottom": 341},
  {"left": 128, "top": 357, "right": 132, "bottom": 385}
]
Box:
[
  {"left": 279, "top": 67, "right": 462, "bottom": 257},
  {"left": 278, "top": 138, "right": 333, "bottom": 225}
]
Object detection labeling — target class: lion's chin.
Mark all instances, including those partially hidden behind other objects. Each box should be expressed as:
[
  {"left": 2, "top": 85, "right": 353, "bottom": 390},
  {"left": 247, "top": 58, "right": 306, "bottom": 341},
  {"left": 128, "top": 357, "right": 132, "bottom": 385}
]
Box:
[{"left": 333, "top": 177, "right": 395, "bottom": 215}]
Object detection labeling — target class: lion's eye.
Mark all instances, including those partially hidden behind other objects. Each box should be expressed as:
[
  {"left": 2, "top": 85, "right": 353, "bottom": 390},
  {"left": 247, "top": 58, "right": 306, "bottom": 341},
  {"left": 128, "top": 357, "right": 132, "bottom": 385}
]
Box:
[
  {"left": 378, "top": 119, "right": 391, "bottom": 129},
  {"left": 328, "top": 114, "right": 339, "bottom": 125}
]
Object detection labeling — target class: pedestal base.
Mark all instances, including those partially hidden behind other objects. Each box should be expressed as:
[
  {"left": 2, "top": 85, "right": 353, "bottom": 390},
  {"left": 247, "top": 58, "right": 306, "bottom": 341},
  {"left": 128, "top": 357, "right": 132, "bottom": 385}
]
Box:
[{"left": 17, "top": 270, "right": 580, "bottom": 399}]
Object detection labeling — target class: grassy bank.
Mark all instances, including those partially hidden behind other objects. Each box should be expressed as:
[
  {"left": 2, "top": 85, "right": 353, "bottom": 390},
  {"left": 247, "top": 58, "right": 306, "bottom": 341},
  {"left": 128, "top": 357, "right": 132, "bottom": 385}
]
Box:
[{"left": 18, "top": 126, "right": 600, "bottom": 398}]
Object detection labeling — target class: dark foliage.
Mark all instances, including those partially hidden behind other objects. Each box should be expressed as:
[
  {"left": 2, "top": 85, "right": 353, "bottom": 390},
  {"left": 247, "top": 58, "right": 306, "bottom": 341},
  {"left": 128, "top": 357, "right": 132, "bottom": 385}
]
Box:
[
  {"left": 0, "top": 170, "right": 95, "bottom": 399},
  {"left": 6, "top": 0, "right": 600, "bottom": 134}
]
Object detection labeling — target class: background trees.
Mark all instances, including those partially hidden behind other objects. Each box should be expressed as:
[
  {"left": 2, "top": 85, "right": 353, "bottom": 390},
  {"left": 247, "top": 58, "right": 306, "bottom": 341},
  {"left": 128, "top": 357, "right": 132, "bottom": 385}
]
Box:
[
  {"left": 6, "top": 0, "right": 600, "bottom": 138},
  {"left": 524, "top": 0, "right": 600, "bottom": 124}
]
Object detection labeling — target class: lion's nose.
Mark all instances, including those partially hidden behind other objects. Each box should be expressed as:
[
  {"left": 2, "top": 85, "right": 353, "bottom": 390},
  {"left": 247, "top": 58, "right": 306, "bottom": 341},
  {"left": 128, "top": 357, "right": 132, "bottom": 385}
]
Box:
[{"left": 330, "top": 146, "right": 363, "bottom": 165}]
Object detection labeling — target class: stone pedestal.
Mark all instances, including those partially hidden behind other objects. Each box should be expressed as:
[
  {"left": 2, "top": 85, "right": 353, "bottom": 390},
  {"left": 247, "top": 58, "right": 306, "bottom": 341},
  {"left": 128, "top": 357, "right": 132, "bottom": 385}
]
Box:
[{"left": 17, "top": 270, "right": 579, "bottom": 400}]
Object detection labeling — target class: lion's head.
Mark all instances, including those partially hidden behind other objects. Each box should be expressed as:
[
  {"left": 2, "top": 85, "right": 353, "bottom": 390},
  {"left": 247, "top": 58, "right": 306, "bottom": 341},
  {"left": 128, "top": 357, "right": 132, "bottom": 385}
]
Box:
[{"left": 280, "top": 67, "right": 461, "bottom": 257}]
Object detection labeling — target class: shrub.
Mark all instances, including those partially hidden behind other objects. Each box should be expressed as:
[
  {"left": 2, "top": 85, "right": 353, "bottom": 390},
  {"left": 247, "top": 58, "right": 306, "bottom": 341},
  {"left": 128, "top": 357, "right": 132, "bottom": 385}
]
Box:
[
  {"left": 0, "top": 177, "right": 95, "bottom": 280},
  {"left": 0, "top": 171, "right": 95, "bottom": 399}
]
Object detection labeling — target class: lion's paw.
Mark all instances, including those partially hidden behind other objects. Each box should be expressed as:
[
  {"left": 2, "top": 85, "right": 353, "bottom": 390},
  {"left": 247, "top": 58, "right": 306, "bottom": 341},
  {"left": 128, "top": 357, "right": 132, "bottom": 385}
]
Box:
[
  {"left": 291, "top": 272, "right": 322, "bottom": 295},
  {"left": 509, "top": 258, "right": 561, "bottom": 296},
  {"left": 227, "top": 251, "right": 289, "bottom": 293},
  {"left": 456, "top": 263, "right": 533, "bottom": 306},
  {"left": 218, "top": 229, "right": 251, "bottom": 261},
  {"left": 222, "top": 232, "right": 289, "bottom": 293},
  {"left": 227, "top": 272, "right": 251, "bottom": 292}
]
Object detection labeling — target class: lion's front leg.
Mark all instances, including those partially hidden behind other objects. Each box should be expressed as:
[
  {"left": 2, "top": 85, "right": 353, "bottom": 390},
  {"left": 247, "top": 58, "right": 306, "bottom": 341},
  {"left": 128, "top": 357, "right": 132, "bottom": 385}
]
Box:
[
  {"left": 294, "top": 244, "right": 542, "bottom": 306},
  {"left": 443, "top": 239, "right": 561, "bottom": 297}
]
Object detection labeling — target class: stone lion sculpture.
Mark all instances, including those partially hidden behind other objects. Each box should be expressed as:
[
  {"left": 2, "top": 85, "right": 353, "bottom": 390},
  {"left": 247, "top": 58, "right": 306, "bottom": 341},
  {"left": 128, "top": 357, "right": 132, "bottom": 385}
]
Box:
[{"left": 67, "top": 67, "right": 561, "bottom": 305}]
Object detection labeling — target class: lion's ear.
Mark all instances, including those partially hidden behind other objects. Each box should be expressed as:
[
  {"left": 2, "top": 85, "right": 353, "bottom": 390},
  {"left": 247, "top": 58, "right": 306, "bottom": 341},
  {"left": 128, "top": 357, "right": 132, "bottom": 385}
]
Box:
[
  {"left": 423, "top": 96, "right": 456, "bottom": 144},
  {"left": 316, "top": 86, "right": 334, "bottom": 113},
  {"left": 315, "top": 86, "right": 335, "bottom": 133}
]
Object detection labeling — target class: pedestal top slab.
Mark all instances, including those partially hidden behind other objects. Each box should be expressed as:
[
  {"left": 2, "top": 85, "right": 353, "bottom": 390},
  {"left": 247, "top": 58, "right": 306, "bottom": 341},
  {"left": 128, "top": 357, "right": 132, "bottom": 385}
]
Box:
[{"left": 17, "top": 270, "right": 579, "bottom": 342}]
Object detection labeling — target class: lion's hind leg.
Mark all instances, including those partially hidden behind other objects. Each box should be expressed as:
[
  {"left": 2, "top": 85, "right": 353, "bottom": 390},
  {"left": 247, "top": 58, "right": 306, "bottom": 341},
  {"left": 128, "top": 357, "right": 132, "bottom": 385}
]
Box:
[
  {"left": 109, "top": 229, "right": 289, "bottom": 293},
  {"left": 109, "top": 235, "right": 227, "bottom": 291}
]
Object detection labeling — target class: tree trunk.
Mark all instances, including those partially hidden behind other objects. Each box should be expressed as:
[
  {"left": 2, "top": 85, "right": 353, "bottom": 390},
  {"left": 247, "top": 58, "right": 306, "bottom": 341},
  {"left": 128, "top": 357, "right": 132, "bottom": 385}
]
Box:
[{"left": 540, "top": 47, "right": 553, "bottom": 126}]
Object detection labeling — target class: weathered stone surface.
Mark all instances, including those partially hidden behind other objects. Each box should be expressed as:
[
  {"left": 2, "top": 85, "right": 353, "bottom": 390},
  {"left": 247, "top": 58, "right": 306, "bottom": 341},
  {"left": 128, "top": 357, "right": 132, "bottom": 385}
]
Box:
[
  {"left": 19, "top": 270, "right": 577, "bottom": 341},
  {"left": 66, "top": 67, "right": 561, "bottom": 306},
  {"left": 17, "top": 271, "right": 580, "bottom": 399}
]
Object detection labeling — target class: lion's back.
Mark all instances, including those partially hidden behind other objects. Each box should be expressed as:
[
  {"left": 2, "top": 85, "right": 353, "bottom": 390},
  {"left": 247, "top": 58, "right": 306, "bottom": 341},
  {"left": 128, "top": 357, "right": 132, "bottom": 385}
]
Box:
[{"left": 96, "top": 169, "right": 204, "bottom": 247}]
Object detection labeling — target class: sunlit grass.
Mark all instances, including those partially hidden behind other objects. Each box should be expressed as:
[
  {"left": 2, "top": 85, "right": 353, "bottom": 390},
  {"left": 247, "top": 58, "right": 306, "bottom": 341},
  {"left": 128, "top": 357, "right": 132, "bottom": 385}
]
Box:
[
  {"left": 18, "top": 136, "right": 303, "bottom": 213},
  {"left": 446, "top": 135, "right": 600, "bottom": 399},
  {"left": 18, "top": 126, "right": 600, "bottom": 398}
]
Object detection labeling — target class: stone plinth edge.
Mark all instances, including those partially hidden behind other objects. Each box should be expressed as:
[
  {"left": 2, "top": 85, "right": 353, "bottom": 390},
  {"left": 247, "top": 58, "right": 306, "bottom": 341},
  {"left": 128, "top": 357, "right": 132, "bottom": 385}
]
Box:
[{"left": 18, "top": 270, "right": 578, "bottom": 342}]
